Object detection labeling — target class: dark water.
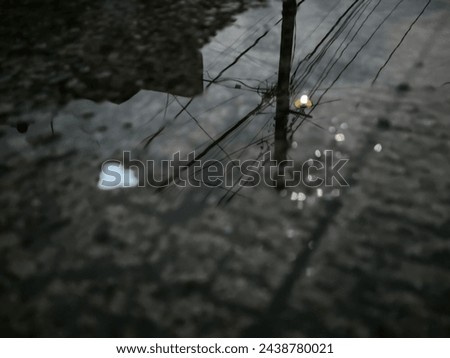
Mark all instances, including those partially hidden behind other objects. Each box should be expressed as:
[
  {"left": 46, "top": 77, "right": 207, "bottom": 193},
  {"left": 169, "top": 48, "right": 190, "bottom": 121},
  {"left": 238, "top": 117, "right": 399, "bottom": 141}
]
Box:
[{"left": 1, "top": 0, "right": 450, "bottom": 337}]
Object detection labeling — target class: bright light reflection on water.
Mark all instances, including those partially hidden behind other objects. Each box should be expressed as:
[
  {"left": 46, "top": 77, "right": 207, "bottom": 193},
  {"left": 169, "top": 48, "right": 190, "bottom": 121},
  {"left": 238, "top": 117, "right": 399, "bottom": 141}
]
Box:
[
  {"left": 374, "top": 143, "right": 383, "bottom": 152},
  {"left": 97, "top": 162, "right": 139, "bottom": 191},
  {"left": 335, "top": 133, "right": 346, "bottom": 142}
]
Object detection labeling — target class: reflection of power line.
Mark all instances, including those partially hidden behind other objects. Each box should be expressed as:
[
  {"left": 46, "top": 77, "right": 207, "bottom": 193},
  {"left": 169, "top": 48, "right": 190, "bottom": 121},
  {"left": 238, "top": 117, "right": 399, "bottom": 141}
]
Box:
[
  {"left": 371, "top": 0, "right": 432, "bottom": 85},
  {"left": 292, "top": 0, "right": 344, "bottom": 64},
  {"left": 310, "top": 0, "right": 406, "bottom": 112},
  {"left": 206, "top": 12, "right": 277, "bottom": 71},
  {"left": 309, "top": 0, "right": 379, "bottom": 98},
  {"left": 292, "top": 0, "right": 369, "bottom": 95},
  {"left": 291, "top": 0, "right": 362, "bottom": 83}
]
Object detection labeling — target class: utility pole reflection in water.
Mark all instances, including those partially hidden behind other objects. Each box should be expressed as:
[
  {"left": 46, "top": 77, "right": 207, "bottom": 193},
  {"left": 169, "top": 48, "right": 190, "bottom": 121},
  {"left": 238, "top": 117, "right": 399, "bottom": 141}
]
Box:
[{"left": 274, "top": 0, "right": 297, "bottom": 188}]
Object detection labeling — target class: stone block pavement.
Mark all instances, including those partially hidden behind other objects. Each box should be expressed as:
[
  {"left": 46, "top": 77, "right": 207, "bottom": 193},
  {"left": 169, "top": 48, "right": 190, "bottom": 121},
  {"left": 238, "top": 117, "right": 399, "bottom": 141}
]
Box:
[{"left": 0, "top": 0, "right": 449, "bottom": 338}]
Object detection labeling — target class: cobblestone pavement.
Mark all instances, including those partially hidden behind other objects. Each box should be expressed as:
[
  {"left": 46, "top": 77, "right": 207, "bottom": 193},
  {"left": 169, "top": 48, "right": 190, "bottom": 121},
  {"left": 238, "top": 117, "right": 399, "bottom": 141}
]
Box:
[{"left": 0, "top": 0, "right": 449, "bottom": 337}]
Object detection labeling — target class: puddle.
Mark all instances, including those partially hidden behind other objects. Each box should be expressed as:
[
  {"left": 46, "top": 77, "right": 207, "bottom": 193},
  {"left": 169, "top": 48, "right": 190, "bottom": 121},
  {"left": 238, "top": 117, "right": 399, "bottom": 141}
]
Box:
[{"left": 1, "top": 0, "right": 449, "bottom": 337}]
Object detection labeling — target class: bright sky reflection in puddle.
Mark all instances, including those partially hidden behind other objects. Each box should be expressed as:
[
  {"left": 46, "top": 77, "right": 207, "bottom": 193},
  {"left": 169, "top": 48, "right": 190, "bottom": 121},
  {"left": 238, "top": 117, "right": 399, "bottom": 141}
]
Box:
[{"left": 97, "top": 162, "right": 139, "bottom": 191}]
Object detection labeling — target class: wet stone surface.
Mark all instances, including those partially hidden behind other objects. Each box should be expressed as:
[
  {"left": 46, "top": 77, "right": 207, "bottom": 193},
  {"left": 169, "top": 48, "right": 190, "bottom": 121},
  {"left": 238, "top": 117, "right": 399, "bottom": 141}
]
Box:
[{"left": 1, "top": 0, "right": 450, "bottom": 337}]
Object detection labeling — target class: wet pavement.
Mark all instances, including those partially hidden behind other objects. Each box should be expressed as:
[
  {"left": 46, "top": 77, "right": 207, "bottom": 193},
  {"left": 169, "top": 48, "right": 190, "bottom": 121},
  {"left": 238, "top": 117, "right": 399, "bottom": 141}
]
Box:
[{"left": 1, "top": 0, "right": 450, "bottom": 337}]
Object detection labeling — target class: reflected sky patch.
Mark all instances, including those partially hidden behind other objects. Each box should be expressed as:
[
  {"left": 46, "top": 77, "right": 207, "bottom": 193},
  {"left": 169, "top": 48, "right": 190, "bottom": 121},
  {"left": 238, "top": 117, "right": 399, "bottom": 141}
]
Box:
[{"left": 97, "top": 162, "right": 139, "bottom": 191}]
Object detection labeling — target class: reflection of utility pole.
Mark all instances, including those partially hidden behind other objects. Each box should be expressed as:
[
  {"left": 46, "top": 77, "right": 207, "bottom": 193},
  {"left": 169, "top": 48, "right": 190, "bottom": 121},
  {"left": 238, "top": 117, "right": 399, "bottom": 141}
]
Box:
[{"left": 274, "top": 0, "right": 297, "bottom": 187}]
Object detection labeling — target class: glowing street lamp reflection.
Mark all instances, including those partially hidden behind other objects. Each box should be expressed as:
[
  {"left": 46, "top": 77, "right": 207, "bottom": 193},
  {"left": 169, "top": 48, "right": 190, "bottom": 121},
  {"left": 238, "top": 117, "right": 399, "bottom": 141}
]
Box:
[{"left": 294, "top": 94, "right": 313, "bottom": 109}]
